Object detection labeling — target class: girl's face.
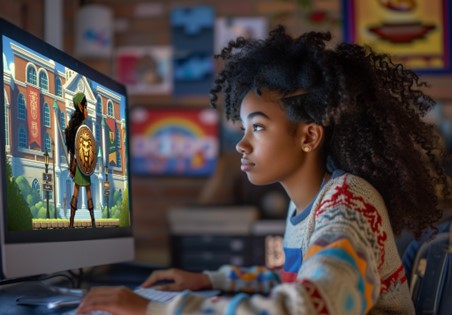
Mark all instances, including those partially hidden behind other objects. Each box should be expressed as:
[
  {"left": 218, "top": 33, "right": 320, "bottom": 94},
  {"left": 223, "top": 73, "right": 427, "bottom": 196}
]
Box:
[{"left": 236, "top": 90, "right": 306, "bottom": 185}]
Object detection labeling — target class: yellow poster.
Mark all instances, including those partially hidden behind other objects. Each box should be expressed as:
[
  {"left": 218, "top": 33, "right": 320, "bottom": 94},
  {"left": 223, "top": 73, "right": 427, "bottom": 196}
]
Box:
[{"left": 343, "top": 0, "right": 450, "bottom": 72}]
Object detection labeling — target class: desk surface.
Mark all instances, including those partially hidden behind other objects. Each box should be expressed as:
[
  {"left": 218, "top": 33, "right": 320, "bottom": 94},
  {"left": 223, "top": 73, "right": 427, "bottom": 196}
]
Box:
[
  {"left": 0, "top": 261, "right": 164, "bottom": 315},
  {"left": 0, "top": 282, "right": 71, "bottom": 315}
]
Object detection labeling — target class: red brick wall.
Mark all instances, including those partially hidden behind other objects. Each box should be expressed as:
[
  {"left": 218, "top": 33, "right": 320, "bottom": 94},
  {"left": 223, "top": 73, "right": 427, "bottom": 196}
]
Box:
[{"left": 0, "top": 0, "right": 44, "bottom": 38}]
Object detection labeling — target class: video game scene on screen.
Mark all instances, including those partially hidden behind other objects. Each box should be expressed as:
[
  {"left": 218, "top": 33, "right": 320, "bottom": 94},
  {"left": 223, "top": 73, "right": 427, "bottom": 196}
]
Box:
[{"left": 3, "top": 35, "right": 130, "bottom": 231}]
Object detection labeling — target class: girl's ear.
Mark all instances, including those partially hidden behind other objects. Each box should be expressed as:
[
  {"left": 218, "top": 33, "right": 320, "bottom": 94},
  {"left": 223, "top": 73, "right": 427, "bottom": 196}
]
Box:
[{"left": 299, "top": 123, "right": 324, "bottom": 153}]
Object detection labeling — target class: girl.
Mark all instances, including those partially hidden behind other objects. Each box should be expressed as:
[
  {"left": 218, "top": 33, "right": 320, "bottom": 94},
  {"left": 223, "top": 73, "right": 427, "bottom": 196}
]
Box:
[{"left": 77, "top": 26, "right": 449, "bottom": 315}]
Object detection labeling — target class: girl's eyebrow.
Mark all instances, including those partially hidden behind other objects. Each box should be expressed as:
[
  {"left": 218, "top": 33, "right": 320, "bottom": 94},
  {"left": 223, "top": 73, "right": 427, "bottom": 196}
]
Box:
[{"left": 246, "top": 111, "right": 270, "bottom": 120}]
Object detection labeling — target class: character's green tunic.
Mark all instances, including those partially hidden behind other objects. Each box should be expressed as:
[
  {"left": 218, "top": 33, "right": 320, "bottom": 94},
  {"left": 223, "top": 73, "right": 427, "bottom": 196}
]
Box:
[{"left": 74, "top": 161, "right": 90, "bottom": 186}]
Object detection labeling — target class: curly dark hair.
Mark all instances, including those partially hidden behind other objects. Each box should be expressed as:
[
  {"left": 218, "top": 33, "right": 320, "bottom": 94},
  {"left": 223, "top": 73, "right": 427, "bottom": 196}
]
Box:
[
  {"left": 65, "top": 100, "right": 86, "bottom": 156},
  {"left": 209, "top": 25, "right": 450, "bottom": 238}
]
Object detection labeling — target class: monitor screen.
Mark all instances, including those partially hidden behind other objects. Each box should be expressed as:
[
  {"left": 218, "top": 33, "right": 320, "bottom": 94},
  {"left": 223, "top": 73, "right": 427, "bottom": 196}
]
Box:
[
  {"left": 0, "top": 18, "right": 134, "bottom": 280},
  {"left": 130, "top": 106, "right": 219, "bottom": 176}
]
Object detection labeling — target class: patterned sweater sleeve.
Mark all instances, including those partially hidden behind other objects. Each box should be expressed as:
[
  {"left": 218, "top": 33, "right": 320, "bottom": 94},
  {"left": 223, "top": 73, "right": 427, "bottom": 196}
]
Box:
[{"left": 146, "top": 176, "right": 396, "bottom": 315}]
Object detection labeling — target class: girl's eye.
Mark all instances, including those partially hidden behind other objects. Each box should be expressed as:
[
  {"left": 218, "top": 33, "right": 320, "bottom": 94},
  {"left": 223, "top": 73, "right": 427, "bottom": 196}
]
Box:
[
  {"left": 253, "top": 124, "right": 264, "bottom": 132},
  {"left": 240, "top": 123, "right": 264, "bottom": 133}
]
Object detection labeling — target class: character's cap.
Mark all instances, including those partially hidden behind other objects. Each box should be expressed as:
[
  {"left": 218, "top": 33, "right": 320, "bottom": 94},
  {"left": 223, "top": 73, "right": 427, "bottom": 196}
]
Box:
[{"left": 73, "top": 92, "right": 86, "bottom": 112}]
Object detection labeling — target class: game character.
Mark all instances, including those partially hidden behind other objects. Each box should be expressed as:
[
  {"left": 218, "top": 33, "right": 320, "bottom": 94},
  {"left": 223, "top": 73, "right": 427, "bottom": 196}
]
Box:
[{"left": 65, "top": 92, "right": 96, "bottom": 228}]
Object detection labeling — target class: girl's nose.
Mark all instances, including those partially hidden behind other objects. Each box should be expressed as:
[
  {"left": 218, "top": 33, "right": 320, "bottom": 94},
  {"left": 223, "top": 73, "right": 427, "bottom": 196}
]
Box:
[{"left": 236, "top": 136, "right": 249, "bottom": 154}]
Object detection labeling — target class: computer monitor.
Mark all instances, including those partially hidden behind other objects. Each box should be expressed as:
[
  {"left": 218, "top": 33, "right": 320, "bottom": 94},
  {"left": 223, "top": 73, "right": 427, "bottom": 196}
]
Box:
[{"left": 0, "top": 18, "right": 134, "bottom": 281}]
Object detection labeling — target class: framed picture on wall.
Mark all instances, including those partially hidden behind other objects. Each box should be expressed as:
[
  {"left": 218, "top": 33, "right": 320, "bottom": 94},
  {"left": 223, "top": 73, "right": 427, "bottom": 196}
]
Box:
[
  {"left": 129, "top": 106, "right": 220, "bottom": 176},
  {"left": 342, "top": 0, "right": 452, "bottom": 74},
  {"left": 170, "top": 5, "right": 214, "bottom": 96},
  {"left": 115, "top": 46, "right": 172, "bottom": 95},
  {"left": 214, "top": 17, "right": 268, "bottom": 54}
]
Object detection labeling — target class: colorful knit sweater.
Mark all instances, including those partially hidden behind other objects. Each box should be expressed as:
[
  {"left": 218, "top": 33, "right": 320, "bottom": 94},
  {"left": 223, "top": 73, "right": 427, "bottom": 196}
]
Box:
[{"left": 147, "top": 171, "right": 415, "bottom": 314}]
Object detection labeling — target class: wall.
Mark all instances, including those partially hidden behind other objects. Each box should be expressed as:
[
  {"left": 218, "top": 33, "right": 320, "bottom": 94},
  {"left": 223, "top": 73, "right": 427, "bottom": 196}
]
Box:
[
  {"left": 2, "top": 0, "right": 452, "bottom": 266},
  {"left": 59, "top": 0, "right": 344, "bottom": 266},
  {"left": 0, "top": 0, "right": 44, "bottom": 38}
]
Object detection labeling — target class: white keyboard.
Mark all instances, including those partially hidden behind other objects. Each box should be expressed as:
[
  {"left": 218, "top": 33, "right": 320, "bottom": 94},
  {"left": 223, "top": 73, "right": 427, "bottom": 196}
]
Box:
[
  {"left": 134, "top": 286, "right": 220, "bottom": 302},
  {"left": 134, "top": 287, "right": 183, "bottom": 302}
]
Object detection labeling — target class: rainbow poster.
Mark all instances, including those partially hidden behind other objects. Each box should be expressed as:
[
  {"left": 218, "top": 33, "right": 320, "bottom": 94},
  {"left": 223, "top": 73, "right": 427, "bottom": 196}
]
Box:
[{"left": 130, "top": 107, "right": 219, "bottom": 176}]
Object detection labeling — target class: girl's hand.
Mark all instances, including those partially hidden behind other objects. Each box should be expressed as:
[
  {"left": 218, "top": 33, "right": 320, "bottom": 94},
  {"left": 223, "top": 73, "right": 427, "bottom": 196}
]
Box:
[
  {"left": 141, "top": 268, "right": 212, "bottom": 291},
  {"left": 76, "top": 286, "right": 148, "bottom": 315}
]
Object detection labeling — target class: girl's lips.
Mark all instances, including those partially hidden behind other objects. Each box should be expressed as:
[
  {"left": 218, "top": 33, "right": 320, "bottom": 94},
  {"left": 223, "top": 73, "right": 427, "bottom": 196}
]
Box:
[{"left": 240, "top": 159, "right": 255, "bottom": 172}]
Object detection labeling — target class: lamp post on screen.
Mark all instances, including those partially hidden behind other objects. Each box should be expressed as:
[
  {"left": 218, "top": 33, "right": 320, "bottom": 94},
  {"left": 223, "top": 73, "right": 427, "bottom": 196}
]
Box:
[
  {"left": 52, "top": 140, "right": 57, "bottom": 219},
  {"left": 44, "top": 150, "right": 49, "bottom": 219},
  {"left": 104, "top": 164, "right": 110, "bottom": 218}
]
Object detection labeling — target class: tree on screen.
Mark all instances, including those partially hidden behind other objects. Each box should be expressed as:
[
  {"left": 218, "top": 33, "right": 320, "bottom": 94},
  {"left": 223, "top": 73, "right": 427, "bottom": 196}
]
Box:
[
  {"left": 119, "top": 188, "right": 130, "bottom": 227},
  {"left": 5, "top": 160, "right": 33, "bottom": 230}
]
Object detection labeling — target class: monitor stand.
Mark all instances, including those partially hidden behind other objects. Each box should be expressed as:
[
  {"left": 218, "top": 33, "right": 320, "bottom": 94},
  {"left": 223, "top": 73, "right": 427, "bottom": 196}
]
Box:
[{"left": 0, "top": 280, "right": 85, "bottom": 314}]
